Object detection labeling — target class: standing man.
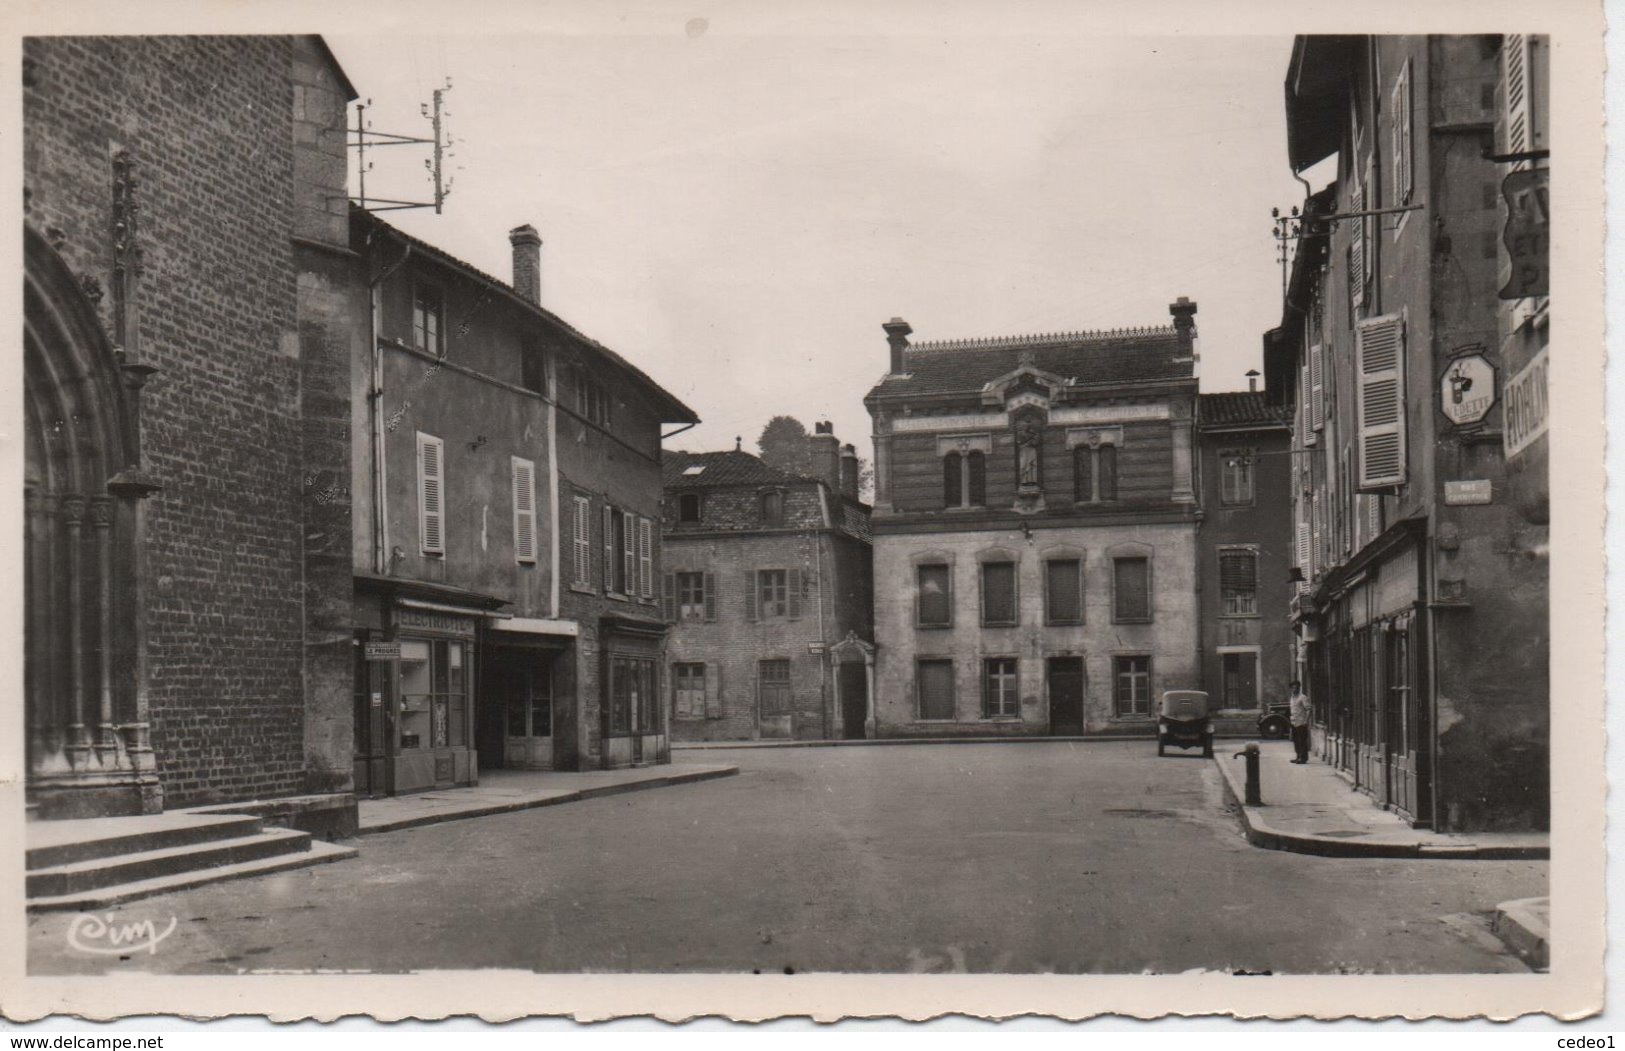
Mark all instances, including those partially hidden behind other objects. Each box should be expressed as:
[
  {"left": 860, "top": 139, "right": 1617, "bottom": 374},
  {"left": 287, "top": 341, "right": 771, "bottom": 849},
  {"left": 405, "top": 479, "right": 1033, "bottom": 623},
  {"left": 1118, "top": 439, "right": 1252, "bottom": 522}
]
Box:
[{"left": 1288, "top": 680, "right": 1312, "bottom": 764}]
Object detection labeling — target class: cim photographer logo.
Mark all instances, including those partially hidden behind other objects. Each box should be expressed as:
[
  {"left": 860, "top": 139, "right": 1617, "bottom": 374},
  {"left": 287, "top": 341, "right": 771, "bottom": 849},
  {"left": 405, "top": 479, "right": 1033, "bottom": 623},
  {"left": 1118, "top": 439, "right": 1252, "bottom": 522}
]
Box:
[{"left": 65, "top": 911, "right": 177, "bottom": 956}]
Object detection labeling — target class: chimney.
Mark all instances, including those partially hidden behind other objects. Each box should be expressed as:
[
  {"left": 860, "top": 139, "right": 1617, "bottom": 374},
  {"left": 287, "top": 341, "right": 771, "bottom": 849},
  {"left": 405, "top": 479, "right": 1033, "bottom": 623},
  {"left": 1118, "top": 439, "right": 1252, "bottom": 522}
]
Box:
[
  {"left": 1246, "top": 369, "right": 1260, "bottom": 393},
  {"left": 1169, "top": 296, "right": 1197, "bottom": 346},
  {"left": 509, "top": 224, "right": 542, "bottom": 304},
  {"left": 839, "top": 443, "right": 860, "bottom": 501},
  {"left": 809, "top": 421, "right": 841, "bottom": 491},
  {"left": 883, "top": 317, "right": 913, "bottom": 375}
]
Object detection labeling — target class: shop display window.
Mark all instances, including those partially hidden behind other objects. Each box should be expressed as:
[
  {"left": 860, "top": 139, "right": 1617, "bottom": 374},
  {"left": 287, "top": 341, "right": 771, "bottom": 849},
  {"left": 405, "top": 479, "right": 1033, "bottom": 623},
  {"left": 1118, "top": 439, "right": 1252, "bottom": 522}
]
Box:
[
  {"left": 398, "top": 638, "right": 469, "bottom": 750},
  {"left": 609, "top": 656, "right": 657, "bottom": 735}
]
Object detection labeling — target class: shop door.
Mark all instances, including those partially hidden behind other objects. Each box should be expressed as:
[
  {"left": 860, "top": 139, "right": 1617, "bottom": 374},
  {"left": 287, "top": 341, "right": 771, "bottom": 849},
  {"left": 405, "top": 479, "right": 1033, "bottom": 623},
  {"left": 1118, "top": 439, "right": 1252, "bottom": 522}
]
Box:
[
  {"left": 839, "top": 662, "right": 868, "bottom": 739},
  {"left": 1384, "top": 624, "right": 1418, "bottom": 817},
  {"left": 353, "top": 641, "right": 391, "bottom": 798},
  {"left": 1048, "top": 658, "right": 1085, "bottom": 736}
]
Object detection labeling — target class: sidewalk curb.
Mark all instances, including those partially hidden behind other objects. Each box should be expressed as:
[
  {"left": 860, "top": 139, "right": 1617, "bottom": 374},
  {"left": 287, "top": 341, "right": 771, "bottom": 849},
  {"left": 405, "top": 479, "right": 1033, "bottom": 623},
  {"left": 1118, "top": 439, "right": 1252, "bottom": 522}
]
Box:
[
  {"left": 1491, "top": 897, "right": 1551, "bottom": 971},
  {"left": 672, "top": 734, "right": 1265, "bottom": 751},
  {"left": 358, "top": 766, "right": 738, "bottom": 836},
  {"left": 1212, "top": 755, "right": 1549, "bottom": 860}
]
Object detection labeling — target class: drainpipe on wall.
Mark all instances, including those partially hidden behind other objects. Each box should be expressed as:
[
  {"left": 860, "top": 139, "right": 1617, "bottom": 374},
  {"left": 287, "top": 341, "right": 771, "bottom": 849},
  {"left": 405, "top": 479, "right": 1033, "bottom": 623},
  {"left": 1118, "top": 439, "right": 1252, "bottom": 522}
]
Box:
[
  {"left": 369, "top": 237, "right": 414, "bottom": 574},
  {"left": 548, "top": 352, "right": 560, "bottom": 618},
  {"left": 815, "top": 483, "right": 831, "bottom": 737}
]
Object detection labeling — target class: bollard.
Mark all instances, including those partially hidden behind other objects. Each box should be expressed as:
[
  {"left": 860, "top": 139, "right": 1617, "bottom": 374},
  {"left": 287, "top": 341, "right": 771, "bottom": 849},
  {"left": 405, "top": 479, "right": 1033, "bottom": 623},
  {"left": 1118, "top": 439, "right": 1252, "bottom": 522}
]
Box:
[{"left": 1233, "top": 743, "right": 1262, "bottom": 806}]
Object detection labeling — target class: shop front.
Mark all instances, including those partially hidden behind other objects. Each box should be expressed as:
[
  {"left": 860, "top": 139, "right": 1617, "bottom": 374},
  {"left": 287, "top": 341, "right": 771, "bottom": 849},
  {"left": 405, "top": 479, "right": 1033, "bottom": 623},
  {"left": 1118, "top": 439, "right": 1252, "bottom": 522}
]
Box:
[
  {"left": 599, "top": 614, "right": 669, "bottom": 768},
  {"left": 353, "top": 577, "right": 506, "bottom": 797},
  {"left": 1308, "top": 533, "right": 1432, "bottom": 827},
  {"left": 480, "top": 617, "right": 579, "bottom": 772}
]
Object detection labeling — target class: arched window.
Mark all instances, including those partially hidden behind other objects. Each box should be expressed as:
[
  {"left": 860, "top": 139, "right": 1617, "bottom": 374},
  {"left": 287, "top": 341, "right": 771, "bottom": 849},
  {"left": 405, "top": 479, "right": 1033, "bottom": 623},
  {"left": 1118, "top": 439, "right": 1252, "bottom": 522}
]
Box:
[
  {"left": 1098, "top": 444, "right": 1118, "bottom": 501},
  {"left": 943, "top": 452, "right": 963, "bottom": 508},
  {"left": 966, "top": 450, "right": 986, "bottom": 507},
  {"left": 1074, "top": 446, "right": 1093, "bottom": 503}
]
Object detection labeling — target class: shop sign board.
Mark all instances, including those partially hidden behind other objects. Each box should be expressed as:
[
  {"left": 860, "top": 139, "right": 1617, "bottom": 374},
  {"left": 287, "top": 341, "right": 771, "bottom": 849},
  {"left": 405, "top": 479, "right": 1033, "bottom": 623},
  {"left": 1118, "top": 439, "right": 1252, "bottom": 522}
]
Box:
[
  {"left": 1440, "top": 352, "right": 1497, "bottom": 427},
  {"left": 1444, "top": 479, "right": 1493, "bottom": 506},
  {"left": 396, "top": 609, "right": 477, "bottom": 637},
  {"left": 1504, "top": 347, "right": 1550, "bottom": 459},
  {"left": 364, "top": 640, "right": 401, "bottom": 661},
  {"left": 1499, "top": 167, "right": 1550, "bottom": 300}
]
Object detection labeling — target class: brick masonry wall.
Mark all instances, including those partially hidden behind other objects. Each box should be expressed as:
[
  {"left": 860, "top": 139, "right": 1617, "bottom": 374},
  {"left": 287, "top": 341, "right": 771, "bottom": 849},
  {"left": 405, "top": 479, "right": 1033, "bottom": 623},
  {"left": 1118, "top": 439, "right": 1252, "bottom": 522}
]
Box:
[
  {"left": 871, "top": 521, "right": 1199, "bottom": 736},
  {"left": 24, "top": 36, "right": 339, "bottom": 806}
]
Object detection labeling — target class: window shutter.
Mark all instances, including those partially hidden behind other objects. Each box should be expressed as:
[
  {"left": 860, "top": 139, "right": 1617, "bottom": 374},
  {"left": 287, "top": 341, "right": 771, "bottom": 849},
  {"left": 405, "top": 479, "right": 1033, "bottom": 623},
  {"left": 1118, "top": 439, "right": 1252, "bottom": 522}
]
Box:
[
  {"left": 1310, "top": 492, "right": 1323, "bottom": 577},
  {"left": 943, "top": 452, "right": 962, "bottom": 508},
  {"left": 1393, "top": 60, "right": 1413, "bottom": 204},
  {"left": 787, "top": 566, "right": 803, "bottom": 620},
  {"left": 1504, "top": 34, "right": 1530, "bottom": 156},
  {"left": 703, "top": 571, "right": 717, "bottom": 621},
  {"left": 623, "top": 517, "right": 636, "bottom": 597},
  {"left": 744, "top": 570, "right": 759, "bottom": 621},
  {"left": 512, "top": 458, "right": 537, "bottom": 563},
  {"left": 1309, "top": 343, "right": 1325, "bottom": 431},
  {"left": 638, "top": 517, "right": 653, "bottom": 600},
  {"left": 661, "top": 573, "right": 676, "bottom": 623},
  {"left": 1355, "top": 314, "right": 1406, "bottom": 489},
  {"left": 705, "top": 662, "right": 724, "bottom": 718},
  {"left": 1349, "top": 179, "right": 1367, "bottom": 310},
  {"left": 573, "top": 495, "right": 591, "bottom": 584},
  {"left": 1299, "top": 362, "right": 1316, "bottom": 447},
  {"left": 602, "top": 505, "right": 614, "bottom": 590},
  {"left": 417, "top": 433, "right": 445, "bottom": 555}
]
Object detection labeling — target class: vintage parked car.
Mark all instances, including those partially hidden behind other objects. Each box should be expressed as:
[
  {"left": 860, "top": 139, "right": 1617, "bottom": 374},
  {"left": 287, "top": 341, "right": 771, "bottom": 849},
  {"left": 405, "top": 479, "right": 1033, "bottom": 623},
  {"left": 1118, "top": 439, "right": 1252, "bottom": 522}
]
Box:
[
  {"left": 1257, "top": 701, "right": 1292, "bottom": 739},
  {"left": 1157, "top": 690, "right": 1214, "bottom": 757}
]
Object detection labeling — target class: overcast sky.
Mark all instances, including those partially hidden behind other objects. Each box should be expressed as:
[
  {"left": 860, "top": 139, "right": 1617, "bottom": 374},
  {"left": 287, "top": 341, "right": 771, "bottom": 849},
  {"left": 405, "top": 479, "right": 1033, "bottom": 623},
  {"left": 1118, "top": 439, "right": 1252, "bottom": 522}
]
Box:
[{"left": 328, "top": 17, "right": 1318, "bottom": 458}]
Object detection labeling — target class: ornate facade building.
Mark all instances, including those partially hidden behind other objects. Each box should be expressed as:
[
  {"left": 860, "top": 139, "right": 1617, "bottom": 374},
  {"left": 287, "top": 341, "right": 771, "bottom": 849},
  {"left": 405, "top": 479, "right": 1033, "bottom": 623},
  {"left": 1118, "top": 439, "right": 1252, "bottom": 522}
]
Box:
[{"left": 862, "top": 302, "right": 1203, "bottom": 737}]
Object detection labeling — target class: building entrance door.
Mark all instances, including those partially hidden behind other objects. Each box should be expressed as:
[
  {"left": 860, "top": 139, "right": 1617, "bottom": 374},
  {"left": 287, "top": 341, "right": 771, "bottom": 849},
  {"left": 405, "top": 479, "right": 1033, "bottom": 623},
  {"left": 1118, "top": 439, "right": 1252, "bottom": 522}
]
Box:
[
  {"left": 1048, "top": 658, "right": 1085, "bottom": 736},
  {"left": 839, "top": 662, "right": 868, "bottom": 739}
]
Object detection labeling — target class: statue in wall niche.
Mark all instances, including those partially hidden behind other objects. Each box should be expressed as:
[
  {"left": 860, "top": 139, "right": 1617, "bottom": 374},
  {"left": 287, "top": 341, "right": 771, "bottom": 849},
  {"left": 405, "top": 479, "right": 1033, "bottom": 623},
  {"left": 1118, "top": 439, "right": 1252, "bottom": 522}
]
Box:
[{"left": 1017, "top": 417, "right": 1042, "bottom": 487}]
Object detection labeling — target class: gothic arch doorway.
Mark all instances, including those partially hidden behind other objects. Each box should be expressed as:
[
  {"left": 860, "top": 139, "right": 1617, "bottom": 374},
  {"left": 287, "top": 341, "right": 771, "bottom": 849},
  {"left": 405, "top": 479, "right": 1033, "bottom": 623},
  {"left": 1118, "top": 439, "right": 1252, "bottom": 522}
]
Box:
[{"left": 25, "top": 224, "right": 161, "bottom": 817}]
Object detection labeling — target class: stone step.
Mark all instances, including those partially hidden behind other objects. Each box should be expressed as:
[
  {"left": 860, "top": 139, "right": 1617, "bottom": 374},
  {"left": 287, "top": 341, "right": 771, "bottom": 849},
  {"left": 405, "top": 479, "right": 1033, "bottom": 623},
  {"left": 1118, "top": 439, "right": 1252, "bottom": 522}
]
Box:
[
  {"left": 27, "top": 814, "right": 265, "bottom": 871},
  {"left": 28, "top": 838, "right": 359, "bottom": 913},
  {"left": 28, "top": 827, "right": 312, "bottom": 898}
]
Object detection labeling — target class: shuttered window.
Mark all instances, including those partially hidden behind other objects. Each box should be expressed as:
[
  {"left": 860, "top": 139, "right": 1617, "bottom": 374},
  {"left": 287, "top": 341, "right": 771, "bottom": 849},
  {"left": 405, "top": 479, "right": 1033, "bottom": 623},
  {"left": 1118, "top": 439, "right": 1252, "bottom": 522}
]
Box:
[
  {"left": 602, "top": 504, "right": 614, "bottom": 590},
  {"left": 1112, "top": 557, "right": 1150, "bottom": 623},
  {"left": 757, "top": 569, "right": 789, "bottom": 618},
  {"left": 417, "top": 432, "right": 445, "bottom": 555},
  {"left": 1349, "top": 179, "right": 1367, "bottom": 311},
  {"left": 1503, "top": 35, "right": 1548, "bottom": 157},
  {"left": 1219, "top": 548, "right": 1258, "bottom": 616},
  {"left": 1044, "top": 559, "right": 1083, "bottom": 625},
  {"left": 511, "top": 457, "right": 537, "bottom": 564},
  {"left": 572, "top": 494, "right": 592, "bottom": 585},
  {"left": 1392, "top": 59, "right": 1413, "bottom": 205},
  {"left": 1355, "top": 314, "right": 1406, "bottom": 489},
  {"left": 1309, "top": 343, "right": 1325, "bottom": 431},
  {"left": 622, "top": 512, "right": 636, "bottom": 597},
  {"left": 916, "top": 563, "right": 951, "bottom": 628},
  {"left": 638, "top": 517, "right": 653, "bottom": 599},
  {"left": 981, "top": 561, "right": 1017, "bottom": 626},
  {"left": 917, "top": 659, "right": 955, "bottom": 721},
  {"left": 674, "top": 571, "right": 710, "bottom": 620},
  {"left": 1219, "top": 448, "right": 1254, "bottom": 506}
]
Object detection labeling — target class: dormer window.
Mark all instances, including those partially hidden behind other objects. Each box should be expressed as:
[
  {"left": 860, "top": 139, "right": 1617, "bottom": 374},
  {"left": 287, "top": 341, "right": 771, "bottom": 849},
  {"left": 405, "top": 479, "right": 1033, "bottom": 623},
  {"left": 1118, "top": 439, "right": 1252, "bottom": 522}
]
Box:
[
  {"left": 759, "top": 489, "right": 785, "bottom": 526},
  {"left": 678, "top": 493, "right": 703, "bottom": 524}
]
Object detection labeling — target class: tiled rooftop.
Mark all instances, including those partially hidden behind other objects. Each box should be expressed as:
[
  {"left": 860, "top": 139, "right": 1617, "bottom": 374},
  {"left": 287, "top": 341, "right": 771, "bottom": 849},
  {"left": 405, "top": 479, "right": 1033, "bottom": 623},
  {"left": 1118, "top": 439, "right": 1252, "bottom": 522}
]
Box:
[
  {"left": 869, "top": 329, "right": 1192, "bottom": 399},
  {"left": 1198, "top": 391, "right": 1293, "bottom": 428}
]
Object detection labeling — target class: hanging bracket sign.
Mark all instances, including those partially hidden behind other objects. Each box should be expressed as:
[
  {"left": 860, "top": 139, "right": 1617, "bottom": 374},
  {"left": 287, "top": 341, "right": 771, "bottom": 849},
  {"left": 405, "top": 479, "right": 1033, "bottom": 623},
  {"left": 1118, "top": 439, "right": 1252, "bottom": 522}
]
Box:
[
  {"left": 1440, "top": 352, "right": 1497, "bottom": 427},
  {"left": 1498, "top": 167, "right": 1550, "bottom": 300}
]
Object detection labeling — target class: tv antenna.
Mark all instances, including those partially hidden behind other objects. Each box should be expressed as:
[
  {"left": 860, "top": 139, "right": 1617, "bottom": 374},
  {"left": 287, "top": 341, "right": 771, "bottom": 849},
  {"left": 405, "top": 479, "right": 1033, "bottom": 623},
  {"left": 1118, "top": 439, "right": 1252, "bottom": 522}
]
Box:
[{"left": 349, "top": 78, "right": 456, "bottom": 213}]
